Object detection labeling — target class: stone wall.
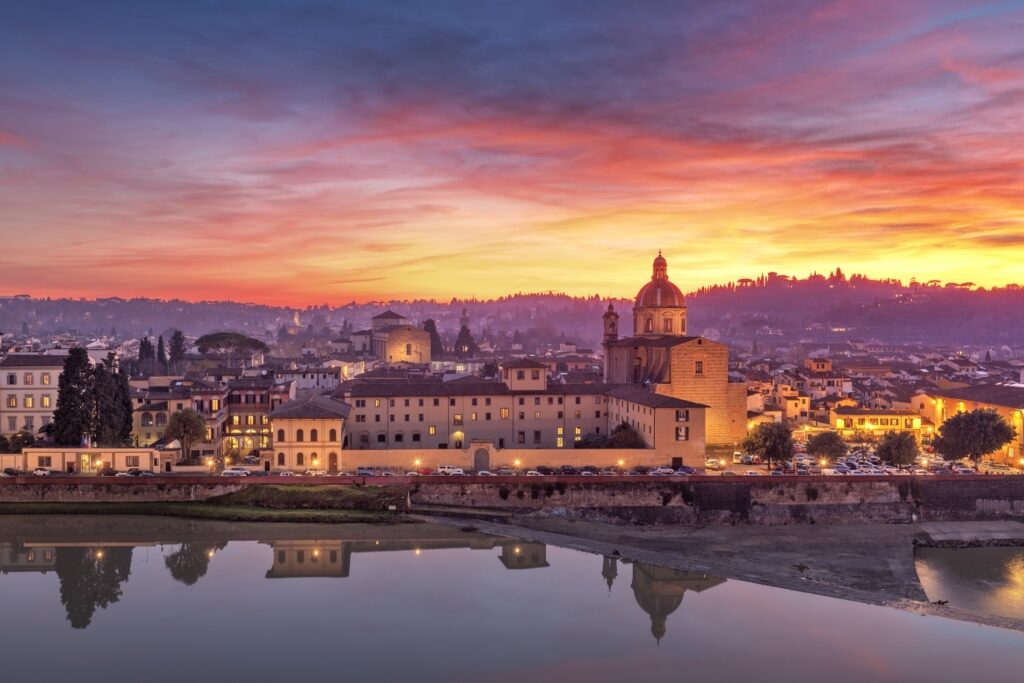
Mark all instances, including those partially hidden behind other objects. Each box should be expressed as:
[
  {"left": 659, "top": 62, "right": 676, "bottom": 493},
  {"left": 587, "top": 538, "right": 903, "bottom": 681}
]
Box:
[
  {"left": 408, "top": 475, "right": 1024, "bottom": 525},
  {"left": 0, "top": 478, "right": 250, "bottom": 503}
]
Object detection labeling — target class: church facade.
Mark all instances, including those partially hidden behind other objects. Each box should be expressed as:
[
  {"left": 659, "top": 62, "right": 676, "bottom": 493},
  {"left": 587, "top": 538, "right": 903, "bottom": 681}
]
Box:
[{"left": 603, "top": 253, "right": 747, "bottom": 445}]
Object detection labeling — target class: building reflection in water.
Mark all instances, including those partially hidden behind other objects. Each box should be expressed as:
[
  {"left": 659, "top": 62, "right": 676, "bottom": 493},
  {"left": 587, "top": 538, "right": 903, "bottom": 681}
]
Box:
[
  {"left": 1, "top": 537, "right": 726, "bottom": 639},
  {"left": 609, "top": 556, "right": 727, "bottom": 643}
]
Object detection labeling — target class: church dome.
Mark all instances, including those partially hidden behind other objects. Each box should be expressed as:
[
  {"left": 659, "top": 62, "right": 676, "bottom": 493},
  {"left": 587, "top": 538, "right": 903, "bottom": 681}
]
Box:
[{"left": 634, "top": 252, "right": 684, "bottom": 309}]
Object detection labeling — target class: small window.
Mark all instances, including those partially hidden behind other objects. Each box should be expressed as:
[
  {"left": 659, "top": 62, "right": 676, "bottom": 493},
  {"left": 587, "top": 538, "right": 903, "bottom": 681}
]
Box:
[
  {"left": 695, "top": 360, "right": 704, "bottom": 375},
  {"left": 277, "top": 429, "right": 285, "bottom": 442},
  {"left": 329, "top": 429, "right": 337, "bottom": 441},
  {"left": 296, "top": 429, "right": 304, "bottom": 442},
  {"left": 297, "top": 453, "right": 305, "bottom": 465},
  {"left": 310, "top": 429, "right": 318, "bottom": 442},
  {"left": 277, "top": 452, "right": 285, "bottom": 466}
]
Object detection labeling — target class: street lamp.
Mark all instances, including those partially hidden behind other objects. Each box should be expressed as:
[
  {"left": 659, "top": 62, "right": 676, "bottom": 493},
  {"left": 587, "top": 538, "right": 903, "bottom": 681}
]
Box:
[{"left": 514, "top": 458, "right": 521, "bottom": 475}]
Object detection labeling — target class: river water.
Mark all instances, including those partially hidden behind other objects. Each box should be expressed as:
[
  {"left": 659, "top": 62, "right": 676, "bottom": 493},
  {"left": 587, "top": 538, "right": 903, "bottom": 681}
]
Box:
[
  {"left": 1, "top": 516, "right": 1022, "bottom": 683},
  {"left": 916, "top": 545, "right": 1024, "bottom": 620}
]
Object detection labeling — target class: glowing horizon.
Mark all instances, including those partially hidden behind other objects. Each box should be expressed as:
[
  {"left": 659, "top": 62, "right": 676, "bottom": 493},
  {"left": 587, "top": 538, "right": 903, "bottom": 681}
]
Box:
[{"left": 2, "top": 1, "right": 1023, "bottom": 306}]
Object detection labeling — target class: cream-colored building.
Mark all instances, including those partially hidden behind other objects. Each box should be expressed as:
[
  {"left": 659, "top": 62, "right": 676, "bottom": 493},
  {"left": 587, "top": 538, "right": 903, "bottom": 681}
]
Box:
[
  {"left": 602, "top": 254, "right": 747, "bottom": 445},
  {"left": 0, "top": 354, "right": 64, "bottom": 435},
  {"left": 20, "top": 447, "right": 160, "bottom": 473},
  {"left": 830, "top": 407, "right": 925, "bottom": 443},
  {"left": 915, "top": 385, "right": 1024, "bottom": 463},
  {"left": 264, "top": 394, "right": 349, "bottom": 472}
]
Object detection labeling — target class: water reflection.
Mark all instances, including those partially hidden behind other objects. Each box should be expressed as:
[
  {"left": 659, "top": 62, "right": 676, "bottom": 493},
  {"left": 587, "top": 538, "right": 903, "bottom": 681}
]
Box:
[
  {"left": 917, "top": 546, "right": 1024, "bottom": 620},
  {"left": 1, "top": 531, "right": 723, "bottom": 639}
]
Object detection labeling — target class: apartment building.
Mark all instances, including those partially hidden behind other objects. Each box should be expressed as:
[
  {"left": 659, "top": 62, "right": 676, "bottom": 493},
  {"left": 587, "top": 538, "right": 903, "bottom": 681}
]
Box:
[{"left": 0, "top": 355, "right": 64, "bottom": 435}]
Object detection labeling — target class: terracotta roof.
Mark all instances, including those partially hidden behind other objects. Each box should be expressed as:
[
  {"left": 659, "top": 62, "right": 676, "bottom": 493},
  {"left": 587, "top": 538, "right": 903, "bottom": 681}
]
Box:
[
  {"left": 928, "top": 384, "right": 1024, "bottom": 409},
  {"left": 269, "top": 394, "right": 351, "bottom": 420},
  {"left": 0, "top": 354, "right": 67, "bottom": 368},
  {"left": 606, "top": 335, "right": 701, "bottom": 349},
  {"left": 605, "top": 385, "right": 707, "bottom": 409},
  {"left": 372, "top": 310, "right": 405, "bottom": 320},
  {"left": 833, "top": 407, "right": 919, "bottom": 416},
  {"left": 499, "top": 358, "right": 548, "bottom": 369}
]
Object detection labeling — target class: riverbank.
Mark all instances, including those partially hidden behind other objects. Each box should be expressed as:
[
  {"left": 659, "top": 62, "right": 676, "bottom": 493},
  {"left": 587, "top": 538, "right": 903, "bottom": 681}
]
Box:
[
  {"left": 0, "top": 485, "right": 412, "bottom": 524},
  {"left": 418, "top": 514, "right": 1024, "bottom": 633}
]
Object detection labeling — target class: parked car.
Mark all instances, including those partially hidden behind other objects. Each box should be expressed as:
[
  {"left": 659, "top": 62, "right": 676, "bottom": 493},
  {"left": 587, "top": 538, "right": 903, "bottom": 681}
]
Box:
[
  {"left": 674, "top": 466, "right": 698, "bottom": 475},
  {"left": 651, "top": 466, "right": 676, "bottom": 476},
  {"left": 580, "top": 470, "right": 596, "bottom": 476},
  {"left": 221, "top": 467, "right": 250, "bottom": 477},
  {"left": 98, "top": 467, "right": 118, "bottom": 477},
  {"left": 704, "top": 458, "right": 724, "bottom": 471},
  {"left": 535, "top": 466, "right": 555, "bottom": 475},
  {"left": 33, "top": 467, "right": 52, "bottom": 476},
  {"left": 304, "top": 469, "right": 329, "bottom": 477},
  {"left": 745, "top": 470, "right": 762, "bottom": 476},
  {"left": 476, "top": 470, "right": 494, "bottom": 476},
  {"left": 559, "top": 465, "right": 579, "bottom": 475},
  {"left": 355, "top": 467, "right": 376, "bottom": 476},
  {"left": 495, "top": 468, "right": 515, "bottom": 476},
  {"left": 525, "top": 470, "right": 543, "bottom": 477},
  {"left": 3, "top": 468, "right": 24, "bottom": 476},
  {"left": 721, "top": 470, "right": 740, "bottom": 476},
  {"left": 435, "top": 464, "right": 462, "bottom": 475},
  {"left": 405, "top": 471, "right": 420, "bottom": 476},
  {"left": 277, "top": 470, "right": 297, "bottom": 477}
]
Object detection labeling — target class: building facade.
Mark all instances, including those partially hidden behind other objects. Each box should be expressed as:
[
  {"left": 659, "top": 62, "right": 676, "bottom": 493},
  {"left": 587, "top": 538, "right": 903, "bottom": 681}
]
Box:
[{"left": 0, "top": 355, "right": 64, "bottom": 435}]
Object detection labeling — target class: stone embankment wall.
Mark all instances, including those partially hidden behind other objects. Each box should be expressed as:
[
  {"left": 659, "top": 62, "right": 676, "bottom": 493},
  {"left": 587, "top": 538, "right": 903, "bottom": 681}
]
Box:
[
  {"left": 0, "top": 478, "right": 250, "bottom": 503},
  {"left": 408, "top": 476, "right": 1024, "bottom": 525}
]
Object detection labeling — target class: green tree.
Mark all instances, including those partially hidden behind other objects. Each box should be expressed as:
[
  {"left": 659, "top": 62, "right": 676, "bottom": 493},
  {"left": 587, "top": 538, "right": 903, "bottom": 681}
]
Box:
[
  {"left": 7, "top": 430, "right": 35, "bottom": 453},
  {"left": 876, "top": 431, "right": 918, "bottom": 469},
  {"left": 53, "top": 348, "right": 93, "bottom": 446},
  {"left": 195, "top": 332, "right": 269, "bottom": 367},
  {"left": 575, "top": 432, "right": 611, "bottom": 449},
  {"left": 164, "top": 409, "right": 207, "bottom": 464},
  {"left": 453, "top": 325, "right": 478, "bottom": 358},
  {"left": 607, "top": 421, "right": 646, "bottom": 448},
  {"left": 422, "top": 319, "right": 445, "bottom": 358},
  {"left": 89, "top": 353, "right": 134, "bottom": 447},
  {"left": 742, "top": 422, "right": 794, "bottom": 468},
  {"left": 168, "top": 329, "right": 187, "bottom": 372},
  {"left": 933, "top": 409, "right": 1015, "bottom": 466},
  {"left": 806, "top": 431, "right": 848, "bottom": 460},
  {"left": 0, "top": 434, "right": 9, "bottom": 453},
  {"left": 157, "top": 335, "right": 168, "bottom": 370}
]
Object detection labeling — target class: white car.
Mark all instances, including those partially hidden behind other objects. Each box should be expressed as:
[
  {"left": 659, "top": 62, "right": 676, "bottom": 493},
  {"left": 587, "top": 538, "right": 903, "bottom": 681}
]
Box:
[
  {"left": 32, "top": 467, "right": 51, "bottom": 477},
  {"left": 405, "top": 471, "right": 420, "bottom": 476},
  {"left": 476, "top": 470, "right": 494, "bottom": 476},
  {"left": 435, "top": 464, "right": 463, "bottom": 475},
  {"left": 525, "top": 470, "right": 542, "bottom": 477},
  {"left": 304, "top": 469, "right": 328, "bottom": 477},
  {"left": 651, "top": 466, "right": 675, "bottom": 476},
  {"left": 745, "top": 470, "right": 762, "bottom": 476},
  {"left": 221, "top": 467, "right": 250, "bottom": 477},
  {"left": 276, "top": 470, "right": 297, "bottom": 477},
  {"left": 704, "top": 459, "right": 724, "bottom": 471}
]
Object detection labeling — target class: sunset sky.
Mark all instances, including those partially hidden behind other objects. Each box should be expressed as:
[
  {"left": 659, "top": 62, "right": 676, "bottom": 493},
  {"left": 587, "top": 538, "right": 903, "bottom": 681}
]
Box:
[{"left": 1, "top": 1, "right": 1023, "bottom": 305}]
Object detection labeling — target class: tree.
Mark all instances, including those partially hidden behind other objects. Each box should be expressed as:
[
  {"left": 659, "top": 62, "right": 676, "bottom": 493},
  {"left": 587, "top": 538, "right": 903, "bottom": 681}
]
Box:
[
  {"left": 195, "top": 332, "right": 268, "bottom": 367},
  {"left": 453, "top": 325, "right": 478, "bottom": 358},
  {"left": 55, "top": 546, "right": 133, "bottom": 629},
  {"left": 90, "top": 353, "right": 133, "bottom": 447},
  {"left": 164, "top": 542, "right": 226, "bottom": 586},
  {"left": 933, "top": 409, "right": 1015, "bottom": 466},
  {"left": 422, "top": 319, "right": 444, "bottom": 358},
  {"left": 876, "top": 431, "right": 917, "bottom": 469},
  {"left": 156, "top": 335, "right": 168, "bottom": 370},
  {"left": 0, "top": 434, "right": 8, "bottom": 453},
  {"left": 163, "top": 409, "right": 207, "bottom": 464},
  {"left": 575, "top": 432, "right": 611, "bottom": 449},
  {"left": 53, "top": 348, "right": 93, "bottom": 446},
  {"left": 168, "top": 329, "right": 187, "bottom": 372},
  {"left": 742, "top": 422, "right": 794, "bottom": 468},
  {"left": 608, "top": 421, "right": 647, "bottom": 448},
  {"left": 7, "top": 430, "right": 34, "bottom": 453},
  {"left": 807, "top": 431, "right": 848, "bottom": 460}
]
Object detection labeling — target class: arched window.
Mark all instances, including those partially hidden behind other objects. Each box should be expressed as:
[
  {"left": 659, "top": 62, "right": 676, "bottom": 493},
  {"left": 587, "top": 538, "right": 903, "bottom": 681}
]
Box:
[
  {"left": 644, "top": 317, "right": 653, "bottom": 333},
  {"left": 395, "top": 432, "right": 404, "bottom": 443},
  {"left": 277, "top": 429, "right": 285, "bottom": 442},
  {"left": 405, "top": 343, "right": 412, "bottom": 356},
  {"left": 412, "top": 432, "right": 421, "bottom": 443},
  {"left": 155, "top": 413, "right": 167, "bottom": 427},
  {"left": 297, "top": 452, "right": 305, "bottom": 466},
  {"left": 310, "top": 429, "right": 318, "bottom": 442},
  {"left": 296, "top": 429, "right": 304, "bottom": 442},
  {"left": 141, "top": 413, "right": 153, "bottom": 427},
  {"left": 329, "top": 428, "right": 337, "bottom": 441},
  {"left": 377, "top": 432, "right": 386, "bottom": 443},
  {"left": 277, "top": 452, "right": 285, "bottom": 466}
]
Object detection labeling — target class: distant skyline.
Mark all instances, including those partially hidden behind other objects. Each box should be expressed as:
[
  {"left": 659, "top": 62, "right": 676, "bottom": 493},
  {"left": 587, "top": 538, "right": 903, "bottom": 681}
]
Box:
[{"left": 2, "top": 1, "right": 1023, "bottom": 305}]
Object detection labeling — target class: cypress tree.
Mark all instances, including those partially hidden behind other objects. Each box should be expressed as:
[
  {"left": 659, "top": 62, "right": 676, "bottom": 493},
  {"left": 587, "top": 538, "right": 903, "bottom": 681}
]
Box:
[
  {"left": 53, "top": 348, "right": 93, "bottom": 446},
  {"left": 422, "top": 319, "right": 444, "bottom": 358},
  {"left": 157, "top": 336, "right": 168, "bottom": 370},
  {"left": 168, "top": 330, "right": 187, "bottom": 371}
]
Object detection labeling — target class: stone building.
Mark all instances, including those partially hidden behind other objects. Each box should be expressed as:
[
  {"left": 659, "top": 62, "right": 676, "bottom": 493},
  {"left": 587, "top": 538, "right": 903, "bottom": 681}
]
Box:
[
  {"left": 603, "top": 254, "right": 747, "bottom": 445},
  {"left": 915, "top": 384, "right": 1024, "bottom": 463},
  {"left": 266, "top": 393, "right": 349, "bottom": 472},
  {"left": 0, "top": 354, "right": 64, "bottom": 435}
]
